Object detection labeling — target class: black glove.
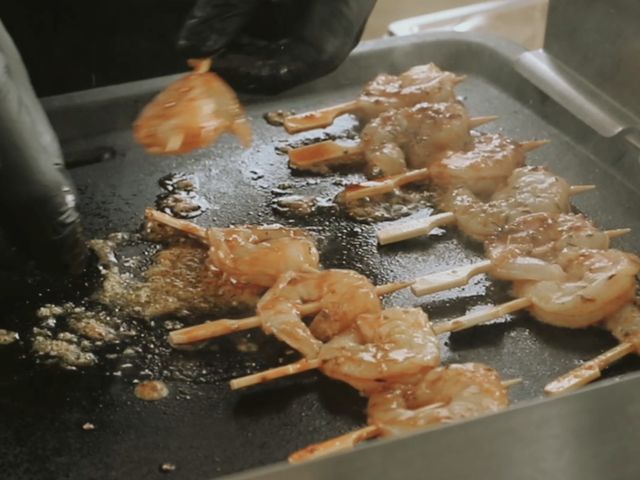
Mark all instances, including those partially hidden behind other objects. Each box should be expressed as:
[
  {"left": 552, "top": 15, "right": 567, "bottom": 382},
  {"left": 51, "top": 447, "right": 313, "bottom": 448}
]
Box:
[
  {"left": 178, "top": 0, "right": 377, "bottom": 94},
  {"left": 0, "top": 20, "right": 86, "bottom": 279}
]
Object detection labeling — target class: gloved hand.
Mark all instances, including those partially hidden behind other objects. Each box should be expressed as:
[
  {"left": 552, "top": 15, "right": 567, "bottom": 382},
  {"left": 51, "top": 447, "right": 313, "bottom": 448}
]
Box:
[
  {"left": 0, "top": 20, "right": 86, "bottom": 279},
  {"left": 178, "top": 0, "right": 377, "bottom": 94}
]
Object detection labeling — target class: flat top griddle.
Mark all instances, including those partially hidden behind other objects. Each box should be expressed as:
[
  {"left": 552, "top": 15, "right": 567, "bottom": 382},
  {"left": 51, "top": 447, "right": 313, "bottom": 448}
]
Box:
[{"left": 2, "top": 32, "right": 640, "bottom": 480}]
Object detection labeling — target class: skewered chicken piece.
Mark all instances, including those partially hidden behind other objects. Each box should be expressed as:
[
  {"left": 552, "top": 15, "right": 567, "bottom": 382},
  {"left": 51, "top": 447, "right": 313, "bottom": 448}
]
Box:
[
  {"left": 412, "top": 213, "right": 629, "bottom": 295},
  {"left": 288, "top": 102, "right": 496, "bottom": 177},
  {"left": 230, "top": 308, "right": 441, "bottom": 392},
  {"left": 134, "top": 59, "right": 252, "bottom": 154},
  {"left": 378, "top": 166, "right": 595, "bottom": 245},
  {"left": 336, "top": 135, "right": 547, "bottom": 204},
  {"left": 168, "top": 270, "right": 413, "bottom": 348},
  {"left": 145, "top": 209, "right": 319, "bottom": 287},
  {"left": 289, "top": 363, "right": 512, "bottom": 463},
  {"left": 283, "top": 64, "right": 464, "bottom": 133},
  {"left": 545, "top": 301, "right": 640, "bottom": 396}
]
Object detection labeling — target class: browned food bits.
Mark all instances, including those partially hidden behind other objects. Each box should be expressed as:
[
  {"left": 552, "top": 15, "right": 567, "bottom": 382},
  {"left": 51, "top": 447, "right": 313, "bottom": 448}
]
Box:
[{"left": 134, "top": 380, "right": 169, "bottom": 401}]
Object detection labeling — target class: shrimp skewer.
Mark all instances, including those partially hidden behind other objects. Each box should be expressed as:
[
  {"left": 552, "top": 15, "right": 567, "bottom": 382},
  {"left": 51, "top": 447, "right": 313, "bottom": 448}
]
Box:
[
  {"left": 230, "top": 299, "right": 530, "bottom": 390},
  {"left": 378, "top": 167, "right": 595, "bottom": 245},
  {"left": 168, "top": 275, "right": 412, "bottom": 347},
  {"left": 288, "top": 108, "right": 497, "bottom": 176},
  {"left": 411, "top": 213, "right": 629, "bottom": 295},
  {"left": 231, "top": 308, "right": 441, "bottom": 392},
  {"left": 289, "top": 363, "right": 512, "bottom": 463},
  {"left": 283, "top": 64, "right": 464, "bottom": 133},
  {"left": 145, "top": 209, "right": 320, "bottom": 287},
  {"left": 337, "top": 137, "right": 548, "bottom": 203},
  {"left": 545, "top": 302, "right": 640, "bottom": 396},
  {"left": 230, "top": 248, "right": 640, "bottom": 388},
  {"left": 134, "top": 59, "right": 251, "bottom": 154}
]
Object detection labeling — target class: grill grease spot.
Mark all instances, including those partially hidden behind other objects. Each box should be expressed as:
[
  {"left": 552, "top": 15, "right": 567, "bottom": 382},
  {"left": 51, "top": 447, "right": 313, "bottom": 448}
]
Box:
[{"left": 135, "top": 380, "right": 169, "bottom": 401}]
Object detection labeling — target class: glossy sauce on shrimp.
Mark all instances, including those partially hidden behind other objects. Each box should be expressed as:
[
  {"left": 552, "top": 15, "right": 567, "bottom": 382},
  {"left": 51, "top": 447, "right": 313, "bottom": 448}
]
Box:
[
  {"left": 360, "top": 102, "right": 472, "bottom": 178},
  {"left": 485, "top": 213, "right": 610, "bottom": 281},
  {"left": 512, "top": 248, "right": 640, "bottom": 328},
  {"left": 206, "top": 227, "right": 319, "bottom": 287},
  {"left": 356, "top": 64, "right": 459, "bottom": 122},
  {"left": 134, "top": 59, "right": 252, "bottom": 154},
  {"left": 367, "top": 363, "right": 508, "bottom": 438},
  {"left": 319, "top": 308, "right": 441, "bottom": 393},
  {"left": 428, "top": 133, "right": 527, "bottom": 197},
  {"left": 440, "top": 166, "right": 571, "bottom": 242},
  {"left": 257, "top": 270, "right": 382, "bottom": 358}
]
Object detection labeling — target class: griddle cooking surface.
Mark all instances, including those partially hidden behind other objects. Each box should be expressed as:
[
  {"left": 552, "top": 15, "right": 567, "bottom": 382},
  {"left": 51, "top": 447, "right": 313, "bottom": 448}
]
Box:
[{"left": 2, "top": 34, "right": 640, "bottom": 479}]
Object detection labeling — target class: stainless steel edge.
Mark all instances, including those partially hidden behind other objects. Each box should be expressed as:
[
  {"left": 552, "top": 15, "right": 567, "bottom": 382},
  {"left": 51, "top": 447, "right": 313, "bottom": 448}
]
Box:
[
  {"left": 225, "top": 372, "right": 640, "bottom": 480},
  {"left": 514, "top": 50, "right": 639, "bottom": 138}
]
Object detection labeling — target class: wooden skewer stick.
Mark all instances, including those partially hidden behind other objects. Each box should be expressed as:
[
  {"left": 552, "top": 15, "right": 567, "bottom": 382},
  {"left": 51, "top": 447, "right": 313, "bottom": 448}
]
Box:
[
  {"left": 284, "top": 101, "right": 359, "bottom": 134},
  {"left": 288, "top": 141, "right": 364, "bottom": 169},
  {"left": 229, "top": 298, "right": 530, "bottom": 390},
  {"left": 377, "top": 185, "right": 597, "bottom": 245},
  {"left": 411, "top": 228, "right": 630, "bottom": 296},
  {"left": 287, "top": 116, "right": 498, "bottom": 170},
  {"left": 168, "top": 280, "right": 413, "bottom": 345},
  {"left": 145, "top": 208, "right": 208, "bottom": 240},
  {"left": 543, "top": 342, "right": 636, "bottom": 396},
  {"left": 282, "top": 75, "right": 468, "bottom": 134},
  {"left": 340, "top": 139, "right": 550, "bottom": 203},
  {"left": 288, "top": 378, "right": 519, "bottom": 463},
  {"left": 341, "top": 168, "right": 431, "bottom": 203},
  {"left": 378, "top": 212, "right": 456, "bottom": 245}
]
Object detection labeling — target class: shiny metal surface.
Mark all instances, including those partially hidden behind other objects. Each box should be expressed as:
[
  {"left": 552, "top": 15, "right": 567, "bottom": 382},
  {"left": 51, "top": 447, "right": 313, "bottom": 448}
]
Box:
[
  {"left": 229, "top": 373, "right": 640, "bottom": 480},
  {"left": 515, "top": 0, "right": 640, "bottom": 141}
]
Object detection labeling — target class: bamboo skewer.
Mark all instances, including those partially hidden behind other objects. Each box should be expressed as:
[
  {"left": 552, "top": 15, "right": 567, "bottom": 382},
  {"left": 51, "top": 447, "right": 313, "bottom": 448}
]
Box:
[
  {"left": 168, "top": 281, "right": 413, "bottom": 345},
  {"left": 341, "top": 168, "right": 431, "bottom": 203},
  {"left": 284, "top": 101, "right": 359, "bottom": 133},
  {"left": 287, "top": 116, "right": 498, "bottom": 170},
  {"left": 339, "top": 139, "right": 550, "bottom": 203},
  {"left": 229, "top": 298, "right": 531, "bottom": 390},
  {"left": 282, "top": 75, "right": 467, "bottom": 134},
  {"left": 544, "top": 342, "right": 637, "bottom": 396},
  {"left": 410, "top": 228, "right": 630, "bottom": 296},
  {"left": 377, "top": 184, "right": 597, "bottom": 245},
  {"left": 288, "top": 379, "right": 519, "bottom": 463}
]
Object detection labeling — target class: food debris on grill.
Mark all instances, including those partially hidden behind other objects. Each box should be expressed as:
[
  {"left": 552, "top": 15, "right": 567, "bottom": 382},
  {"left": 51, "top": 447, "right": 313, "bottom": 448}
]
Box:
[
  {"left": 155, "top": 191, "right": 209, "bottom": 219},
  {"left": 90, "top": 231, "right": 263, "bottom": 320},
  {"left": 82, "top": 422, "right": 96, "bottom": 431},
  {"left": 32, "top": 331, "right": 97, "bottom": 368},
  {"left": 263, "top": 110, "right": 295, "bottom": 127},
  {"left": 159, "top": 172, "right": 199, "bottom": 192},
  {"left": 160, "top": 463, "right": 176, "bottom": 473},
  {"left": 135, "top": 380, "right": 169, "bottom": 401},
  {"left": 336, "top": 183, "right": 435, "bottom": 222},
  {"left": 0, "top": 329, "right": 19, "bottom": 345},
  {"left": 156, "top": 171, "right": 207, "bottom": 219}
]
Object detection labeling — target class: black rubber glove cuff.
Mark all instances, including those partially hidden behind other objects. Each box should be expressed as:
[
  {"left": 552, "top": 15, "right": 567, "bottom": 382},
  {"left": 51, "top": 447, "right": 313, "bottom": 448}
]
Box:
[{"left": 0, "top": 20, "right": 86, "bottom": 274}]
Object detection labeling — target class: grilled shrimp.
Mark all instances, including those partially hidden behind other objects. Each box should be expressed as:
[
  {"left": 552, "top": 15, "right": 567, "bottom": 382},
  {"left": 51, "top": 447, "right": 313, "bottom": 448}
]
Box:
[
  {"left": 257, "top": 270, "right": 382, "bottom": 358},
  {"left": 485, "top": 213, "right": 610, "bottom": 281},
  {"left": 440, "top": 166, "right": 571, "bottom": 242},
  {"left": 356, "top": 64, "right": 459, "bottom": 121},
  {"left": 512, "top": 248, "right": 640, "bottom": 328},
  {"left": 319, "top": 308, "right": 441, "bottom": 393},
  {"left": 145, "top": 209, "right": 318, "bottom": 287},
  {"left": 428, "top": 134, "right": 527, "bottom": 197},
  {"left": 206, "top": 227, "right": 320, "bottom": 287},
  {"left": 604, "top": 300, "right": 640, "bottom": 350},
  {"left": 367, "top": 363, "right": 508, "bottom": 438},
  {"left": 134, "top": 59, "right": 252, "bottom": 154},
  {"left": 361, "top": 102, "right": 472, "bottom": 177}
]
